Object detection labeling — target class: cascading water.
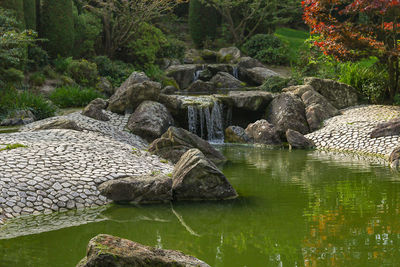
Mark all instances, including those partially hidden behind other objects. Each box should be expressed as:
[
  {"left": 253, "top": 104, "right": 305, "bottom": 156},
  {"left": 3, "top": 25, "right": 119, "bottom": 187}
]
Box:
[
  {"left": 232, "top": 66, "right": 239, "bottom": 79},
  {"left": 186, "top": 99, "right": 225, "bottom": 143},
  {"left": 193, "top": 65, "right": 205, "bottom": 82}
]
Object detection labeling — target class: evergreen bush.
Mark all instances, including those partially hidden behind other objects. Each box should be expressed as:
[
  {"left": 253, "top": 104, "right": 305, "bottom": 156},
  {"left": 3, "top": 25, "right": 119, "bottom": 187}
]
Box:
[
  {"left": 66, "top": 59, "right": 99, "bottom": 87},
  {"left": 188, "top": 0, "right": 217, "bottom": 47},
  {"left": 41, "top": 0, "right": 74, "bottom": 57},
  {"left": 243, "top": 34, "right": 290, "bottom": 65}
]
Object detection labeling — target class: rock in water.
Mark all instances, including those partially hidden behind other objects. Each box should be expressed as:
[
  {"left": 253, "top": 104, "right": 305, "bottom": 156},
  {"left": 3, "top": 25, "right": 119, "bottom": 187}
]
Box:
[
  {"left": 245, "top": 120, "right": 281, "bottom": 145},
  {"left": 304, "top": 77, "right": 358, "bottom": 109},
  {"left": 267, "top": 93, "right": 309, "bottom": 138},
  {"left": 390, "top": 147, "right": 400, "bottom": 170},
  {"left": 370, "top": 119, "right": 400, "bottom": 138},
  {"left": 225, "top": 126, "right": 250, "bottom": 143},
  {"left": 28, "top": 119, "right": 83, "bottom": 131},
  {"left": 82, "top": 98, "right": 110, "bottom": 121},
  {"left": 77, "top": 234, "right": 210, "bottom": 267},
  {"left": 286, "top": 129, "right": 315, "bottom": 149},
  {"left": 148, "top": 127, "right": 226, "bottom": 164},
  {"left": 127, "top": 101, "right": 174, "bottom": 142},
  {"left": 172, "top": 149, "right": 238, "bottom": 201},
  {"left": 98, "top": 174, "right": 172, "bottom": 204}
]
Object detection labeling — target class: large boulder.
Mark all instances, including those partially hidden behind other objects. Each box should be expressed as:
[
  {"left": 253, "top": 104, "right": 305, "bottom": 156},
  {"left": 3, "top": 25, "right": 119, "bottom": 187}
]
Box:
[
  {"left": 239, "top": 67, "right": 279, "bottom": 86},
  {"left": 77, "top": 234, "right": 210, "bottom": 267},
  {"left": 166, "top": 64, "right": 198, "bottom": 89},
  {"left": 108, "top": 72, "right": 150, "bottom": 114},
  {"left": 267, "top": 93, "right": 309, "bottom": 138},
  {"left": 127, "top": 101, "right": 174, "bottom": 141},
  {"left": 228, "top": 91, "right": 274, "bottom": 111},
  {"left": 286, "top": 129, "right": 315, "bottom": 149},
  {"left": 158, "top": 94, "right": 184, "bottom": 116},
  {"left": 206, "top": 64, "right": 234, "bottom": 76},
  {"left": 218, "top": 47, "right": 242, "bottom": 63},
  {"left": 148, "top": 127, "right": 226, "bottom": 164},
  {"left": 245, "top": 120, "right": 281, "bottom": 145},
  {"left": 370, "top": 119, "right": 400, "bottom": 138},
  {"left": 186, "top": 80, "right": 215, "bottom": 93},
  {"left": 237, "top": 57, "right": 264, "bottom": 69},
  {"left": 28, "top": 119, "right": 83, "bottom": 131},
  {"left": 301, "top": 89, "right": 340, "bottom": 132},
  {"left": 304, "top": 77, "right": 358, "bottom": 109},
  {"left": 225, "top": 126, "right": 250, "bottom": 143},
  {"left": 124, "top": 81, "right": 162, "bottom": 113},
  {"left": 82, "top": 98, "right": 110, "bottom": 121},
  {"left": 98, "top": 174, "right": 172, "bottom": 204},
  {"left": 282, "top": 84, "right": 314, "bottom": 97},
  {"left": 172, "top": 149, "right": 238, "bottom": 201},
  {"left": 210, "top": 72, "right": 244, "bottom": 89},
  {"left": 0, "top": 110, "right": 36, "bottom": 126},
  {"left": 97, "top": 77, "right": 114, "bottom": 97}
]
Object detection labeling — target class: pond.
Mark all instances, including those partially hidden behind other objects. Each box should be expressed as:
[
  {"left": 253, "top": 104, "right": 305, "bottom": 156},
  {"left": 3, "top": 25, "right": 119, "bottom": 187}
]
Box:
[{"left": 1, "top": 146, "right": 400, "bottom": 267}]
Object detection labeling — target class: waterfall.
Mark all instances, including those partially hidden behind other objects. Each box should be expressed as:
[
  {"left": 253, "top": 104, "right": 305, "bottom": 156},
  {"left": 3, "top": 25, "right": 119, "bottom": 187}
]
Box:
[
  {"left": 187, "top": 106, "right": 197, "bottom": 135},
  {"left": 193, "top": 65, "right": 205, "bottom": 82},
  {"left": 232, "top": 66, "right": 239, "bottom": 79},
  {"left": 186, "top": 99, "right": 225, "bottom": 143}
]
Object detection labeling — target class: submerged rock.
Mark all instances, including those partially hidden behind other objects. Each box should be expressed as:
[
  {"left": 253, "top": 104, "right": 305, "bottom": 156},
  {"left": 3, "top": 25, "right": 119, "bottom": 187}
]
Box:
[
  {"left": 172, "top": 149, "right": 238, "bottom": 201},
  {"left": 127, "top": 101, "right": 174, "bottom": 142},
  {"left": 148, "top": 127, "right": 226, "bottom": 164},
  {"left": 304, "top": 77, "right": 358, "bottom": 109},
  {"left": 77, "top": 234, "right": 210, "bottom": 267},
  {"left": 267, "top": 93, "right": 309, "bottom": 138},
  {"left": 245, "top": 120, "right": 281, "bottom": 145},
  {"left": 370, "top": 119, "right": 400, "bottom": 138},
  {"left": 28, "top": 119, "right": 83, "bottom": 131},
  {"left": 82, "top": 98, "right": 110, "bottom": 121},
  {"left": 286, "top": 129, "right": 315, "bottom": 149},
  {"left": 98, "top": 174, "right": 172, "bottom": 204},
  {"left": 225, "top": 126, "right": 250, "bottom": 143}
]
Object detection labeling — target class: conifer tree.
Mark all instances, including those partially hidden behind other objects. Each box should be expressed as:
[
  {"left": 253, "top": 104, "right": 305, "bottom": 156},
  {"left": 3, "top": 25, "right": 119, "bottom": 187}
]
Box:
[
  {"left": 41, "top": 0, "right": 74, "bottom": 57},
  {"left": 23, "top": 0, "right": 36, "bottom": 30},
  {"left": 189, "top": 0, "right": 217, "bottom": 47}
]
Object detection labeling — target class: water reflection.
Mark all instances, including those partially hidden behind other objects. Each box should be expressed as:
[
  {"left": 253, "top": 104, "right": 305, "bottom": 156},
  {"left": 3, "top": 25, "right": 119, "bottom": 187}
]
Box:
[{"left": 1, "top": 146, "right": 400, "bottom": 266}]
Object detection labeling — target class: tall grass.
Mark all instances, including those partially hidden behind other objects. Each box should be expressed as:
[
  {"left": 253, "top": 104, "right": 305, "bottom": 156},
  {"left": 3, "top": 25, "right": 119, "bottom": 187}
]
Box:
[
  {"left": 0, "top": 88, "right": 57, "bottom": 120},
  {"left": 49, "top": 86, "right": 104, "bottom": 108}
]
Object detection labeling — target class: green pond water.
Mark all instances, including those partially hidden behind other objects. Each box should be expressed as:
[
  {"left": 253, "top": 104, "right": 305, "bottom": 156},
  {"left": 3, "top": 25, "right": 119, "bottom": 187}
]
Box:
[{"left": 1, "top": 146, "right": 400, "bottom": 267}]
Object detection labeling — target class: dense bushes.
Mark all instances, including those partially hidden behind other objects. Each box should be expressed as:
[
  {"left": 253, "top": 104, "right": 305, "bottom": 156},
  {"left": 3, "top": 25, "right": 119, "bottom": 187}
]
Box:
[
  {"left": 0, "top": 87, "right": 56, "bottom": 120},
  {"left": 243, "top": 34, "right": 290, "bottom": 65},
  {"left": 49, "top": 86, "right": 103, "bottom": 108},
  {"left": 93, "top": 56, "right": 134, "bottom": 87},
  {"left": 189, "top": 0, "right": 218, "bottom": 47},
  {"left": 41, "top": 0, "right": 74, "bottom": 57},
  {"left": 66, "top": 59, "right": 99, "bottom": 87},
  {"left": 0, "top": 0, "right": 24, "bottom": 28}
]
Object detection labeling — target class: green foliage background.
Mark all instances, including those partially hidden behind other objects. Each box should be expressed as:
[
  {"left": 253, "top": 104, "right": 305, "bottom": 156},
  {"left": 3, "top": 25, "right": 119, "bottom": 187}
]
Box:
[{"left": 189, "top": 0, "right": 217, "bottom": 47}]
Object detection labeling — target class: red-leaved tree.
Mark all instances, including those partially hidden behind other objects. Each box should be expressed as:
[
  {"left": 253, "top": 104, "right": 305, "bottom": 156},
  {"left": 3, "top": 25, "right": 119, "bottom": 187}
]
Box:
[{"left": 303, "top": 0, "right": 400, "bottom": 100}]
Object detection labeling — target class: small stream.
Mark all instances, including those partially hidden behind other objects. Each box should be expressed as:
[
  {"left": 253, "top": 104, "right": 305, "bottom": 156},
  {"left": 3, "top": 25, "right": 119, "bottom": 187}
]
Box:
[{"left": 1, "top": 146, "right": 400, "bottom": 266}]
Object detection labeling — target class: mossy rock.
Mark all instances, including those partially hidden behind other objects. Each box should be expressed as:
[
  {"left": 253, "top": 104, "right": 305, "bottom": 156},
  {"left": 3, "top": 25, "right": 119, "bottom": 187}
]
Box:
[{"left": 162, "top": 77, "right": 180, "bottom": 90}]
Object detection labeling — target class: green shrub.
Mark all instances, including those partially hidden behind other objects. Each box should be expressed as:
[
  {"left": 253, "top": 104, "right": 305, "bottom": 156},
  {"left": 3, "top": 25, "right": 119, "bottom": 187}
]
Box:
[
  {"left": 0, "top": 87, "right": 56, "bottom": 120},
  {"left": 53, "top": 56, "right": 73, "bottom": 74},
  {"left": 338, "top": 59, "right": 388, "bottom": 104},
  {"left": 93, "top": 56, "right": 134, "bottom": 87},
  {"left": 29, "top": 72, "right": 46, "bottom": 86},
  {"left": 66, "top": 59, "right": 99, "bottom": 87},
  {"left": 158, "top": 36, "right": 186, "bottom": 60},
  {"left": 261, "top": 76, "right": 293, "bottom": 93},
  {"left": 0, "top": 0, "right": 25, "bottom": 28},
  {"left": 72, "top": 7, "right": 101, "bottom": 58},
  {"left": 189, "top": 0, "right": 217, "bottom": 47},
  {"left": 49, "top": 86, "right": 103, "bottom": 108},
  {"left": 243, "top": 34, "right": 290, "bottom": 65},
  {"left": 41, "top": 0, "right": 74, "bottom": 57},
  {"left": 23, "top": 0, "right": 36, "bottom": 29},
  {"left": 27, "top": 46, "right": 49, "bottom": 71}
]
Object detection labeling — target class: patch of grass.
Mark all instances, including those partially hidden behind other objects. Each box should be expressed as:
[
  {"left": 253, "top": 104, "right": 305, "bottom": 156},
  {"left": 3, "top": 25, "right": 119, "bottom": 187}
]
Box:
[
  {"left": 0, "top": 143, "right": 27, "bottom": 151},
  {"left": 0, "top": 88, "right": 57, "bottom": 120},
  {"left": 275, "top": 27, "right": 309, "bottom": 64},
  {"left": 49, "top": 86, "right": 104, "bottom": 108},
  {"left": 160, "top": 159, "right": 169, "bottom": 164}
]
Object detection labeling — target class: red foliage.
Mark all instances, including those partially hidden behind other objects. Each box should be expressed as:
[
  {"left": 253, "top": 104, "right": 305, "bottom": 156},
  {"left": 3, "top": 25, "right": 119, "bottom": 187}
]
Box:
[{"left": 302, "top": 0, "right": 400, "bottom": 61}]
